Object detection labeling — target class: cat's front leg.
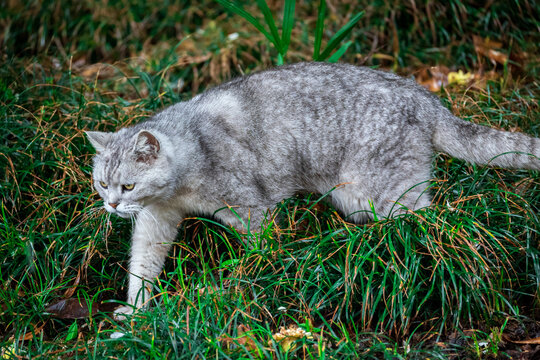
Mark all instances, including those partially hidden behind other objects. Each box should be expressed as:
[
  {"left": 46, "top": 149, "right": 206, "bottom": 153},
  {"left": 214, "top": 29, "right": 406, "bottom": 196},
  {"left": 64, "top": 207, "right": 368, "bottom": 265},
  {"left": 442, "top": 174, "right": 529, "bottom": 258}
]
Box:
[{"left": 114, "top": 209, "right": 180, "bottom": 320}]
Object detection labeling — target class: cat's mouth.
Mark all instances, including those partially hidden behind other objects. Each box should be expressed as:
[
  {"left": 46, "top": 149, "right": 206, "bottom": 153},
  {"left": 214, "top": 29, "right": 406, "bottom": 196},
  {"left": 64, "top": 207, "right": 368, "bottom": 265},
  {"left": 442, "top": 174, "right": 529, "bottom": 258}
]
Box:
[
  {"left": 104, "top": 203, "right": 142, "bottom": 218},
  {"left": 114, "top": 211, "right": 131, "bottom": 219},
  {"left": 103, "top": 207, "right": 130, "bottom": 218}
]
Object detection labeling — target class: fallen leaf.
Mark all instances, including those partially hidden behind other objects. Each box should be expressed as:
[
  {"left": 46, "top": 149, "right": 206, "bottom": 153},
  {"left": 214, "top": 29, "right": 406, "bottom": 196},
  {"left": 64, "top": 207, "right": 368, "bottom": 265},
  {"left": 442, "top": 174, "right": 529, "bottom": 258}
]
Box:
[
  {"left": 486, "top": 49, "right": 508, "bottom": 65},
  {"left": 45, "top": 298, "right": 97, "bottom": 319},
  {"left": 219, "top": 324, "right": 259, "bottom": 351},
  {"left": 79, "top": 63, "right": 117, "bottom": 80},
  {"left": 176, "top": 54, "right": 212, "bottom": 67},
  {"left": 416, "top": 66, "right": 449, "bottom": 92},
  {"left": 503, "top": 334, "right": 540, "bottom": 345},
  {"left": 473, "top": 35, "right": 508, "bottom": 65},
  {"left": 9, "top": 322, "right": 45, "bottom": 342},
  {"left": 63, "top": 270, "right": 81, "bottom": 298},
  {"left": 468, "top": 70, "right": 500, "bottom": 89},
  {"left": 197, "top": 284, "right": 219, "bottom": 296},
  {"left": 372, "top": 53, "right": 395, "bottom": 62},
  {"left": 509, "top": 50, "right": 529, "bottom": 71},
  {"left": 448, "top": 70, "right": 474, "bottom": 85}
]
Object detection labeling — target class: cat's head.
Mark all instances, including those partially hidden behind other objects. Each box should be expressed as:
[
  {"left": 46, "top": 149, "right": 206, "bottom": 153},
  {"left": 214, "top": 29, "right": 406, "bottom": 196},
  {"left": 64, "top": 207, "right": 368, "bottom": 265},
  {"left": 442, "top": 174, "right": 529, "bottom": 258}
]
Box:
[{"left": 85, "top": 129, "right": 174, "bottom": 218}]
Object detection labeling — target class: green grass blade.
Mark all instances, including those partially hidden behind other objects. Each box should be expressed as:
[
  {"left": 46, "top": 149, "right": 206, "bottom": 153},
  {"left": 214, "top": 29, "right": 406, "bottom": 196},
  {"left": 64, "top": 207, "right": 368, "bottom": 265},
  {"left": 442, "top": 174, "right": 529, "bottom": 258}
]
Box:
[
  {"left": 256, "top": 0, "right": 282, "bottom": 50},
  {"left": 313, "top": 0, "right": 327, "bottom": 60},
  {"left": 215, "top": 0, "right": 273, "bottom": 44},
  {"left": 327, "top": 40, "right": 353, "bottom": 63},
  {"left": 65, "top": 320, "right": 78, "bottom": 341},
  {"left": 281, "top": 0, "right": 296, "bottom": 55},
  {"left": 277, "top": 52, "right": 284, "bottom": 66},
  {"left": 319, "top": 10, "right": 364, "bottom": 61}
]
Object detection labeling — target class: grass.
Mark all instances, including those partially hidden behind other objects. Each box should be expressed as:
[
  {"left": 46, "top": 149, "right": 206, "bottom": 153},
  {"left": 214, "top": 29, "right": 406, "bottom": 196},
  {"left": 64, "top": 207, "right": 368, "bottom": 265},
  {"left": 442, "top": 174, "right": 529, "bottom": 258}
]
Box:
[{"left": 1, "top": 0, "right": 540, "bottom": 358}]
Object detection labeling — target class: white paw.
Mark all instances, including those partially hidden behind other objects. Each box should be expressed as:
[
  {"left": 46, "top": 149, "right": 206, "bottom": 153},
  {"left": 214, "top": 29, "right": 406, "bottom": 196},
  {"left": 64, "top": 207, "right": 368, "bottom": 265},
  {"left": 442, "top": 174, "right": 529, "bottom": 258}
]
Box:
[{"left": 113, "top": 305, "right": 134, "bottom": 321}]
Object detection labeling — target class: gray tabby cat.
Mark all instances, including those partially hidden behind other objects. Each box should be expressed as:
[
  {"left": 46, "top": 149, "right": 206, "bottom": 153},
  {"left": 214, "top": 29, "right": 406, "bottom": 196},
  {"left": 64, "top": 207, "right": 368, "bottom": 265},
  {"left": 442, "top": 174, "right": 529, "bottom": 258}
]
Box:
[{"left": 85, "top": 62, "right": 539, "bottom": 318}]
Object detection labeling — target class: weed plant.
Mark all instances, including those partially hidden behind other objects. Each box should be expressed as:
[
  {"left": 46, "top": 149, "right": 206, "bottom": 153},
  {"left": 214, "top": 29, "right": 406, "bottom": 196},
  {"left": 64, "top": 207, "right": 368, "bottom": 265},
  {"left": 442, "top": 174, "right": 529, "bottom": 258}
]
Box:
[{"left": 1, "top": 0, "right": 539, "bottom": 358}]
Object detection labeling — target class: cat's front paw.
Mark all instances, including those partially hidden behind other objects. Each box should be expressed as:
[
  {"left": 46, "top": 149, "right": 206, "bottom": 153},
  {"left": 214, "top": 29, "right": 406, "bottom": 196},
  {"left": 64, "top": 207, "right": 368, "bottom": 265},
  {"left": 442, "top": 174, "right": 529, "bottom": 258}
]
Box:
[{"left": 113, "top": 305, "right": 134, "bottom": 321}]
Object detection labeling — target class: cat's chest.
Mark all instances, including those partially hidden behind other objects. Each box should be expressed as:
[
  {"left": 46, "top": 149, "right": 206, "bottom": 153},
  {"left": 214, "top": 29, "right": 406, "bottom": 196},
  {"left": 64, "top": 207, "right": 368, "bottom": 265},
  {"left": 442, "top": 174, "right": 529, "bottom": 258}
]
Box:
[{"left": 171, "top": 189, "right": 222, "bottom": 216}]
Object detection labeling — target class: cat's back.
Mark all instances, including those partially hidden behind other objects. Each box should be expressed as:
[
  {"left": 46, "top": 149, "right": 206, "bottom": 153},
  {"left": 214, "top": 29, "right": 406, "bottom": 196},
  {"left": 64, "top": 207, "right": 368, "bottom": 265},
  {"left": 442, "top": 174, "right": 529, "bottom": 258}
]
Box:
[
  {"left": 173, "top": 63, "right": 438, "bottom": 161},
  {"left": 195, "top": 62, "right": 438, "bottom": 127},
  {"left": 237, "top": 62, "right": 427, "bottom": 100},
  {"left": 196, "top": 62, "right": 427, "bottom": 103},
  {"left": 243, "top": 62, "right": 404, "bottom": 86}
]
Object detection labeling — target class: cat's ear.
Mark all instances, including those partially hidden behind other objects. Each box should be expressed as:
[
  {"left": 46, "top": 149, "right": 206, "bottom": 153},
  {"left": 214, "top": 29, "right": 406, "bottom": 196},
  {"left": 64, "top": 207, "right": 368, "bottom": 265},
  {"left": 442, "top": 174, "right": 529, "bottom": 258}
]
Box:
[
  {"left": 85, "top": 131, "right": 112, "bottom": 153},
  {"left": 134, "top": 130, "right": 160, "bottom": 163}
]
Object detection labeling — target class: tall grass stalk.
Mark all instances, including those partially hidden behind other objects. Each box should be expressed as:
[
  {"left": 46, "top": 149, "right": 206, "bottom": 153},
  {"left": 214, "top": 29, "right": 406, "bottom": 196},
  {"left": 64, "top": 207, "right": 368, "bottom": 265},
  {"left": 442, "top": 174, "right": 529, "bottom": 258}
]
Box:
[{"left": 216, "top": 0, "right": 363, "bottom": 64}]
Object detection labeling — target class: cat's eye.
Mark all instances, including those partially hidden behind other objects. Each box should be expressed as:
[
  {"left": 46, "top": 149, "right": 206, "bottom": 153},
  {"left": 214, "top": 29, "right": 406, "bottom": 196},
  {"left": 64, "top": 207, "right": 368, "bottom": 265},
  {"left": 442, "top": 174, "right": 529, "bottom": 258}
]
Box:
[
  {"left": 122, "top": 184, "right": 135, "bottom": 191},
  {"left": 99, "top": 181, "right": 108, "bottom": 189}
]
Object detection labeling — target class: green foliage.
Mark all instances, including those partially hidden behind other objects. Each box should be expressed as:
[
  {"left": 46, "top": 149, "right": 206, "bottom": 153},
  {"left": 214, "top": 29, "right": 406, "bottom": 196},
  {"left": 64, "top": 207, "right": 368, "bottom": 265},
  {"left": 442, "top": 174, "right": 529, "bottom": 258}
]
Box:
[
  {"left": 1, "top": 0, "right": 539, "bottom": 358},
  {"left": 312, "top": 2, "right": 363, "bottom": 63},
  {"left": 216, "top": 0, "right": 363, "bottom": 64}
]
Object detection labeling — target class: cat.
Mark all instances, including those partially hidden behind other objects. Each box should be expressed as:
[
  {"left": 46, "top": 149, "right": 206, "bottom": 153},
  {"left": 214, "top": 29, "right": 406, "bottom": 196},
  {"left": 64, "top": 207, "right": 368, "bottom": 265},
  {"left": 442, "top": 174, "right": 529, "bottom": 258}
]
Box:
[{"left": 85, "top": 62, "right": 540, "bottom": 319}]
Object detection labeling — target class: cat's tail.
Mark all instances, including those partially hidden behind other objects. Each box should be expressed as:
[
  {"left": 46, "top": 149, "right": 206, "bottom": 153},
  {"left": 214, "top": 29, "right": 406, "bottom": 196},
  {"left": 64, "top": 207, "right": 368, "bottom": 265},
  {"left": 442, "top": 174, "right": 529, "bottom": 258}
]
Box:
[{"left": 433, "top": 112, "right": 540, "bottom": 170}]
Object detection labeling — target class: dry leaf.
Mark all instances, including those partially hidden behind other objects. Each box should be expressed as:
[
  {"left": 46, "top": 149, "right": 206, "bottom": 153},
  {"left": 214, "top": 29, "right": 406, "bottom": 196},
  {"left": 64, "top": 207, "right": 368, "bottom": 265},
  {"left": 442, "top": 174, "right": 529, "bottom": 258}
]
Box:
[
  {"left": 63, "top": 270, "right": 81, "bottom": 298},
  {"left": 9, "top": 322, "right": 46, "bottom": 342},
  {"left": 473, "top": 35, "right": 508, "bottom": 65},
  {"left": 45, "top": 298, "right": 97, "bottom": 319},
  {"left": 197, "top": 284, "right": 219, "bottom": 296},
  {"left": 503, "top": 334, "right": 540, "bottom": 345},
  {"left": 372, "top": 53, "right": 394, "bottom": 62},
  {"left": 176, "top": 54, "right": 211, "bottom": 67},
  {"left": 468, "top": 70, "right": 500, "bottom": 89},
  {"left": 219, "top": 324, "right": 259, "bottom": 352},
  {"left": 79, "top": 63, "right": 117, "bottom": 80},
  {"left": 416, "top": 66, "right": 449, "bottom": 92}
]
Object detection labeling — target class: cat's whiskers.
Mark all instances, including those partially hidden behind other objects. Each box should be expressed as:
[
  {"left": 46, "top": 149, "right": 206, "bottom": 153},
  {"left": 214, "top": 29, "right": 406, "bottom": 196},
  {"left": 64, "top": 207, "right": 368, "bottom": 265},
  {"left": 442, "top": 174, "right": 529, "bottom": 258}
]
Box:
[
  {"left": 120, "top": 206, "right": 160, "bottom": 239},
  {"left": 138, "top": 207, "right": 160, "bottom": 227},
  {"left": 129, "top": 213, "right": 136, "bottom": 231}
]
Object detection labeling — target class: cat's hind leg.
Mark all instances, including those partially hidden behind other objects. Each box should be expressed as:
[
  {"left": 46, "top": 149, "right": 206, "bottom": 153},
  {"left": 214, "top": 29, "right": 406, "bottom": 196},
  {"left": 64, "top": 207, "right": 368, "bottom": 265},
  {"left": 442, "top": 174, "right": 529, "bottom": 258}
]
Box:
[
  {"left": 328, "top": 185, "right": 377, "bottom": 223},
  {"left": 376, "top": 181, "right": 433, "bottom": 218},
  {"left": 327, "top": 178, "right": 432, "bottom": 223}
]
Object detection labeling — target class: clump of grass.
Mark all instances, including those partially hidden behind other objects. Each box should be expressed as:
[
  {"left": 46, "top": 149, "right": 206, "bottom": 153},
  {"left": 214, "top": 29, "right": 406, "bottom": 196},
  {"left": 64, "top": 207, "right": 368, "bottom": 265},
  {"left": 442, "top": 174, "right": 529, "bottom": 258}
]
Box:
[
  {"left": 216, "top": 0, "right": 364, "bottom": 64},
  {"left": 1, "top": 0, "right": 540, "bottom": 358}
]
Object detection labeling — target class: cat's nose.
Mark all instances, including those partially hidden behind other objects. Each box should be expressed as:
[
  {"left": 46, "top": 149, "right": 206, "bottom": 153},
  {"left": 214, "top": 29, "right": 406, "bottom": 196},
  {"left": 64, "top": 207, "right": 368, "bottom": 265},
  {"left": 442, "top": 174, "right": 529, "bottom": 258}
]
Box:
[{"left": 109, "top": 202, "right": 118, "bottom": 209}]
